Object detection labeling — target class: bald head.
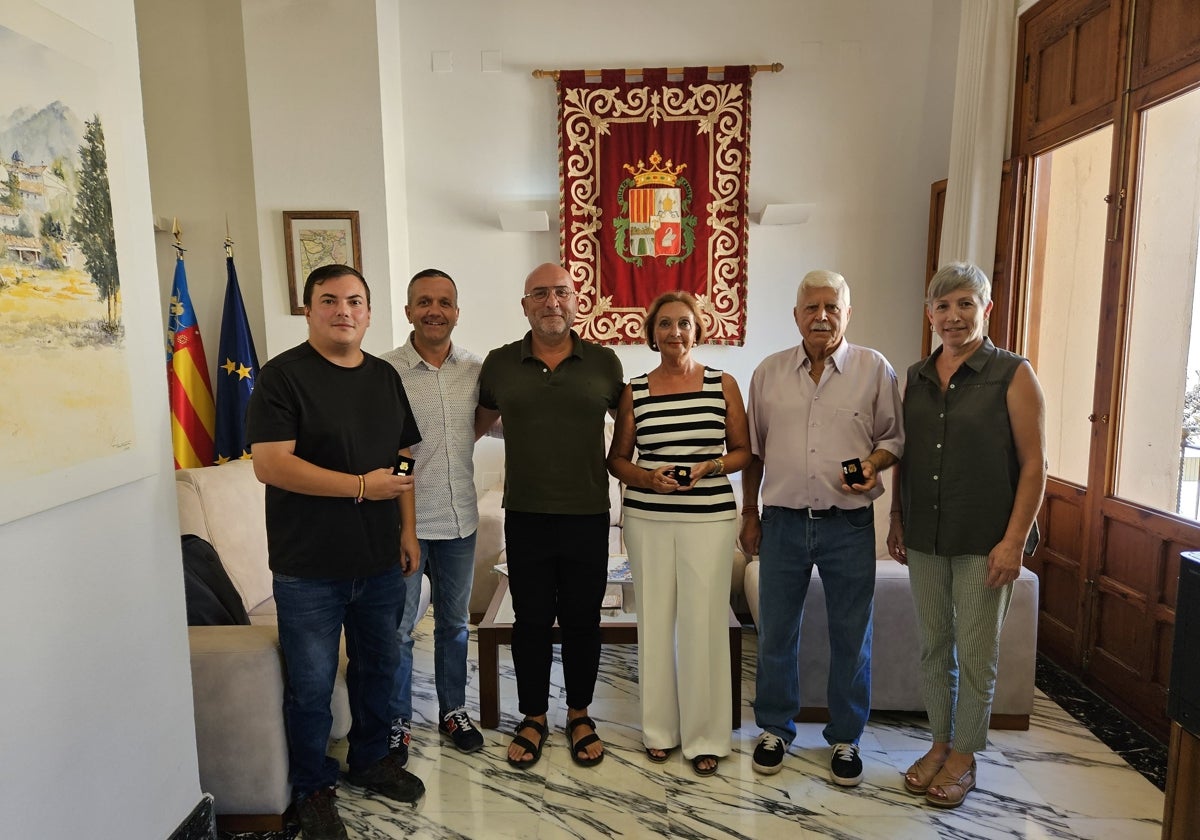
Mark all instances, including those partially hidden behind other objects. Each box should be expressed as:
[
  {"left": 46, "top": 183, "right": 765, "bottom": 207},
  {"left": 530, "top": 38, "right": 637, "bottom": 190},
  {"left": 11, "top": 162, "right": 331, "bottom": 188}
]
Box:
[
  {"left": 521, "top": 263, "right": 578, "bottom": 342},
  {"left": 524, "top": 262, "right": 571, "bottom": 293}
]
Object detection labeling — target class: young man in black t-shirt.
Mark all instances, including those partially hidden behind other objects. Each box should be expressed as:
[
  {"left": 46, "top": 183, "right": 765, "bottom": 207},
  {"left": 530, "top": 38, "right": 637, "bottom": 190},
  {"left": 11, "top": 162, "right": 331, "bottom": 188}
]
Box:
[{"left": 246, "top": 264, "right": 423, "bottom": 840}]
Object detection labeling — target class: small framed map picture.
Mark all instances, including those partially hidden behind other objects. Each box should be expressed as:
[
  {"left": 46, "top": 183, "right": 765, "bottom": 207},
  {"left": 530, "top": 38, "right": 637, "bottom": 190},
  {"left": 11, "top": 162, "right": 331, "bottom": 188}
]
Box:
[{"left": 283, "top": 210, "right": 363, "bottom": 315}]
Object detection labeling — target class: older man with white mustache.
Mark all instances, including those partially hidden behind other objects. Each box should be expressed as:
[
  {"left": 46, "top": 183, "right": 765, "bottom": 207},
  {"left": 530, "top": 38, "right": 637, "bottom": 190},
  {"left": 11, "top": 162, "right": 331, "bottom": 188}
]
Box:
[{"left": 739, "top": 269, "right": 904, "bottom": 786}]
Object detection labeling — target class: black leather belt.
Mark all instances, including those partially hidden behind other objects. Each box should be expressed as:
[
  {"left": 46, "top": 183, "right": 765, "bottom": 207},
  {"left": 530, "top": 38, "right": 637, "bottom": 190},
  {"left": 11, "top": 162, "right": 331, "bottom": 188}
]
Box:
[{"left": 803, "top": 507, "right": 840, "bottom": 519}]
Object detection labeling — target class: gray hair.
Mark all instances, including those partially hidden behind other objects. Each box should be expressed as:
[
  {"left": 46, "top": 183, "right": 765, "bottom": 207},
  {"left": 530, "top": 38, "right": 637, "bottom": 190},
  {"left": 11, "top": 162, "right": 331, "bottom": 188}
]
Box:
[
  {"left": 797, "top": 269, "right": 850, "bottom": 307},
  {"left": 926, "top": 262, "right": 991, "bottom": 307}
]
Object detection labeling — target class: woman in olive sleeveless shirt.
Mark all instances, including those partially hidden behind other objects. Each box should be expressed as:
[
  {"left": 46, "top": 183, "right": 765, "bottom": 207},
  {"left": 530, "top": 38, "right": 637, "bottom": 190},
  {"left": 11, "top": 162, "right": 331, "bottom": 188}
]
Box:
[{"left": 887, "top": 263, "right": 1047, "bottom": 808}]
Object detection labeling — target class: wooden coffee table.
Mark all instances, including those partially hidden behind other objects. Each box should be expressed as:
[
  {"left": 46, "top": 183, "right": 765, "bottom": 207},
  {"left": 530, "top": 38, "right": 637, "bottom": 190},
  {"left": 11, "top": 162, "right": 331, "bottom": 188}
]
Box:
[{"left": 476, "top": 576, "right": 742, "bottom": 729}]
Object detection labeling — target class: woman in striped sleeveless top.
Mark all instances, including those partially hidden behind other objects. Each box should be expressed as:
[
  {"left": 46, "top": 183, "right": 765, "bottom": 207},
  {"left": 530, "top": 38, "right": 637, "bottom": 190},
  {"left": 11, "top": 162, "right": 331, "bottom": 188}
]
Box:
[{"left": 606, "top": 291, "right": 751, "bottom": 777}]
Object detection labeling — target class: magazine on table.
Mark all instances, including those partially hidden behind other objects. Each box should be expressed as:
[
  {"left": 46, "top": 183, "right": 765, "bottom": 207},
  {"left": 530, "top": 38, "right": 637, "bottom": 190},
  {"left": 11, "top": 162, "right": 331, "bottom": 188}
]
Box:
[
  {"left": 607, "top": 555, "right": 632, "bottom": 583},
  {"left": 496, "top": 555, "right": 632, "bottom": 583}
]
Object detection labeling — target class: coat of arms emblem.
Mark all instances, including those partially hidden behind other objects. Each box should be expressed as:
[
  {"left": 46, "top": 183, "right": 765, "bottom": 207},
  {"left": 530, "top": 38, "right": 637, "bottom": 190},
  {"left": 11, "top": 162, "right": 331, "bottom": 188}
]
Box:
[{"left": 613, "top": 151, "right": 696, "bottom": 267}]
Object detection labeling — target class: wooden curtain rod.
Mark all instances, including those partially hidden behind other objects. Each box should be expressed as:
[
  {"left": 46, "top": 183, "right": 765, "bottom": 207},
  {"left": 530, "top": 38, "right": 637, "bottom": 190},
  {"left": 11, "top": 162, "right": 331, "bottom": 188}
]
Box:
[{"left": 532, "top": 63, "right": 783, "bottom": 80}]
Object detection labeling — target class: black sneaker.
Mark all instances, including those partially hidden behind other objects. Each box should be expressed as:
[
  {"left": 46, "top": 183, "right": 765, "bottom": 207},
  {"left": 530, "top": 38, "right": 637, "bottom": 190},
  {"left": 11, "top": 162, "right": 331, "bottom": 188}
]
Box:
[
  {"left": 388, "top": 718, "right": 411, "bottom": 766},
  {"left": 752, "top": 732, "right": 786, "bottom": 775},
  {"left": 295, "top": 787, "right": 348, "bottom": 840},
  {"left": 830, "top": 742, "right": 863, "bottom": 786},
  {"left": 345, "top": 753, "right": 425, "bottom": 804},
  {"left": 439, "top": 707, "right": 485, "bottom": 753}
]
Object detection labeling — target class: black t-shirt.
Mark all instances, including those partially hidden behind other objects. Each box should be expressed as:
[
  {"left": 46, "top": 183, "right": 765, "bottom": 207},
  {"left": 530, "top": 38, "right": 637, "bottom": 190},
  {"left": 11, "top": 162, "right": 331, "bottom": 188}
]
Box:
[{"left": 246, "top": 342, "right": 422, "bottom": 578}]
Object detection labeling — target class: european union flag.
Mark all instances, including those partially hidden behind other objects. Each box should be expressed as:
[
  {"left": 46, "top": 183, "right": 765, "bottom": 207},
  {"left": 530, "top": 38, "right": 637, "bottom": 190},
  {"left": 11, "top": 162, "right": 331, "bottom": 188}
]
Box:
[{"left": 214, "top": 255, "right": 260, "bottom": 463}]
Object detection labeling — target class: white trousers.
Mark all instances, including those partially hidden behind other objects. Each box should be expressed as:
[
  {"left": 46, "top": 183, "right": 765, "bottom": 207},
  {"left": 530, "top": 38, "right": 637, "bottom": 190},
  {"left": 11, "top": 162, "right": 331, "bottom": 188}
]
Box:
[{"left": 623, "top": 515, "right": 735, "bottom": 758}]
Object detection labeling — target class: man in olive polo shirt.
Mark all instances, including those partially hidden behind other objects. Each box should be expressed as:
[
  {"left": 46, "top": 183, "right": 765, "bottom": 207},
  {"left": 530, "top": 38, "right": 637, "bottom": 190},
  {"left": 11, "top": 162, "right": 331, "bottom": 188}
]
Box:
[{"left": 476, "top": 263, "right": 624, "bottom": 770}]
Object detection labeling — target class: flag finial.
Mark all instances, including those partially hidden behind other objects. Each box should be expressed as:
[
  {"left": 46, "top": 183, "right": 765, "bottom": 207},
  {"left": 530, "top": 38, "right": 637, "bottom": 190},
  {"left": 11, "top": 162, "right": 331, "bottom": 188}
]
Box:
[{"left": 171, "top": 217, "right": 186, "bottom": 257}]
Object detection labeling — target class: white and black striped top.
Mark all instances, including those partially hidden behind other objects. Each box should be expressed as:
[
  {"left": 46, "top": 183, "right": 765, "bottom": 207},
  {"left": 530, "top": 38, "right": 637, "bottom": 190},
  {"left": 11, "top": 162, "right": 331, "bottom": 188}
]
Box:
[{"left": 622, "top": 367, "right": 737, "bottom": 522}]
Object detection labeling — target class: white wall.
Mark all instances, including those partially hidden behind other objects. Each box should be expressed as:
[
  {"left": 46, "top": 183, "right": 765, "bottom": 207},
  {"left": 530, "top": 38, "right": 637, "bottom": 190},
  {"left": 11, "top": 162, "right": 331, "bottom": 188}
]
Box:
[
  {"left": 140, "top": 0, "right": 959, "bottom": 382},
  {"left": 136, "top": 0, "right": 265, "bottom": 388},
  {"left": 394, "top": 0, "right": 962, "bottom": 389},
  {"left": 241, "top": 0, "right": 403, "bottom": 358},
  {"left": 0, "top": 0, "right": 201, "bottom": 837}
]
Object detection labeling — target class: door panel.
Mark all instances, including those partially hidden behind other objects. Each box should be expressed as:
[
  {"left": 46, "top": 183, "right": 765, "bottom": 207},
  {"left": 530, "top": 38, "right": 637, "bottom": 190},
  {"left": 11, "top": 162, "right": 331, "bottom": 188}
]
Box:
[
  {"left": 1015, "top": 0, "right": 1125, "bottom": 154},
  {"left": 1103, "top": 518, "right": 1160, "bottom": 594},
  {"left": 1029, "top": 481, "right": 1087, "bottom": 662},
  {"left": 1131, "top": 0, "right": 1200, "bottom": 91},
  {"left": 1090, "top": 499, "right": 1197, "bottom": 735}
]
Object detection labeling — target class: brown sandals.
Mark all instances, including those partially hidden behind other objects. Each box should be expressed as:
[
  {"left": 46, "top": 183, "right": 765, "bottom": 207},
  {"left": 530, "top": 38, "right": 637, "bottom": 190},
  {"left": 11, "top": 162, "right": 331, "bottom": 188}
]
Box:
[
  {"left": 924, "top": 760, "right": 977, "bottom": 808},
  {"left": 903, "top": 753, "right": 947, "bottom": 794}
]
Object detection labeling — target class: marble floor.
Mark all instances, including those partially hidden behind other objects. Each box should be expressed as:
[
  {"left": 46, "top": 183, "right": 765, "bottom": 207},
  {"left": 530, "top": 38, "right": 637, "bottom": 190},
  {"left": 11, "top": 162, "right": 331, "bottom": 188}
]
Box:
[{"left": 228, "top": 616, "right": 1166, "bottom": 840}]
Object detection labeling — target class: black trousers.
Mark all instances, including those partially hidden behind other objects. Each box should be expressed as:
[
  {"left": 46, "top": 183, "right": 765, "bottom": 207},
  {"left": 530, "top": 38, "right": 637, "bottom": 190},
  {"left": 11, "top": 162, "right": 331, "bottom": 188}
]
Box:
[{"left": 504, "top": 510, "right": 610, "bottom": 716}]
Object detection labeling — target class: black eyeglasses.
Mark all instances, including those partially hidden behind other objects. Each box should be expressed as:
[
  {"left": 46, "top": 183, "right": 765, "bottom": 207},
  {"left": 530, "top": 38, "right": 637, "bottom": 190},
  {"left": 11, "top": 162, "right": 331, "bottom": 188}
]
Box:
[{"left": 522, "top": 286, "right": 575, "bottom": 303}]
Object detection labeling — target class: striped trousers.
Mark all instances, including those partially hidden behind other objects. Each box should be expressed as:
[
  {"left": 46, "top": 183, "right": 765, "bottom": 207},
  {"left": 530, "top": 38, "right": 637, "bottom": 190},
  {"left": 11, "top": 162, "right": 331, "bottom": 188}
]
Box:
[{"left": 905, "top": 549, "right": 1014, "bottom": 753}]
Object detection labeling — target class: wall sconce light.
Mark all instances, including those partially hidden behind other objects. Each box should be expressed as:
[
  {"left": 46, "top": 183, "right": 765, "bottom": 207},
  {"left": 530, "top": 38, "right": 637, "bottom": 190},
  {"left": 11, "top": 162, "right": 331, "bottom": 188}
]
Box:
[
  {"left": 497, "top": 203, "right": 551, "bottom": 232},
  {"left": 753, "top": 203, "right": 814, "bottom": 226}
]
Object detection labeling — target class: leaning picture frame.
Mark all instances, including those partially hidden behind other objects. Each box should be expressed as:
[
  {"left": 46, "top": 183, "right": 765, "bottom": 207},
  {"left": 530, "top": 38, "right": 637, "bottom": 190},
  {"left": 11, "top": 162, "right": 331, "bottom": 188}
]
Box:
[{"left": 282, "top": 210, "right": 362, "bottom": 315}]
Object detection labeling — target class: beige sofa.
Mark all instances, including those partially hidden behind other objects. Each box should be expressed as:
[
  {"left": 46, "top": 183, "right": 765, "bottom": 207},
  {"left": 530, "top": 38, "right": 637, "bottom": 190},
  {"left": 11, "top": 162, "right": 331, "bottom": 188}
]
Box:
[
  {"left": 176, "top": 460, "right": 431, "bottom": 830},
  {"left": 743, "top": 557, "right": 1039, "bottom": 729}
]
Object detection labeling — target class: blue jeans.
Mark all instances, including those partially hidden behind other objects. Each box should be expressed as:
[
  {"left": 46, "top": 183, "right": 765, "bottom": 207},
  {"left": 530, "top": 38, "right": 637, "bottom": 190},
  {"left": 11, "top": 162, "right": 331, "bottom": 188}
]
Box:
[
  {"left": 391, "top": 532, "right": 477, "bottom": 721},
  {"left": 754, "top": 505, "right": 876, "bottom": 746},
  {"left": 273, "top": 566, "right": 405, "bottom": 800}
]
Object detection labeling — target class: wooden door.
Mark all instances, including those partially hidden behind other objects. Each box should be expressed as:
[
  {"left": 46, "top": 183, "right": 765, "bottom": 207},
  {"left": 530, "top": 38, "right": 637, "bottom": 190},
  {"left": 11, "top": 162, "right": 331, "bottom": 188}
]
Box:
[{"left": 1009, "top": 0, "right": 1200, "bottom": 739}]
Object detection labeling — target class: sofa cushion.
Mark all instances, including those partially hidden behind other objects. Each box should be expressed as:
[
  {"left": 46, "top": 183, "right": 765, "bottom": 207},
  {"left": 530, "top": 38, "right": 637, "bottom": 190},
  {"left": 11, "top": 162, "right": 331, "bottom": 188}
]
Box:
[
  {"left": 176, "top": 461, "right": 274, "bottom": 614},
  {"left": 743, "top": 558, "right": 1038, "bottom": 718}
]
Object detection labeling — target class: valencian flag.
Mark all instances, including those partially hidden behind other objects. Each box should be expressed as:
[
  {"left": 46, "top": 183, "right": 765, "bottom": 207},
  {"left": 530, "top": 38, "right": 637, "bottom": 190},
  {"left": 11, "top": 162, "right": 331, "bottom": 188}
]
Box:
[
  {"left": 167, "top": 255, "right": 216, "bottom": 468},
  {"left": 214, "top": 255, "right": 259, "bottom": 463}
]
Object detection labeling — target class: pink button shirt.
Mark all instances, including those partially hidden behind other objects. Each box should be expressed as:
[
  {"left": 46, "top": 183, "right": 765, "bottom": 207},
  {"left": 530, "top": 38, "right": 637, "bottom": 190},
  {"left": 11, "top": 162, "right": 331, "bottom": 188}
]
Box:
[{"left": 747, "top": 341, "right": 904, "bottom": 510}]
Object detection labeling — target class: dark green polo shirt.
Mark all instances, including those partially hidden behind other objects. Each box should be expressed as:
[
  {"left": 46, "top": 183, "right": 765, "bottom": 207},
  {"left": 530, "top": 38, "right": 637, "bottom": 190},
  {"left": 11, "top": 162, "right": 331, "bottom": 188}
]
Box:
[
  {"left": 900, "top": 338, "right": 1038, "bottom": 557},
  {"left": 479, "top": 330, "right": 624, "bottom": 514}
]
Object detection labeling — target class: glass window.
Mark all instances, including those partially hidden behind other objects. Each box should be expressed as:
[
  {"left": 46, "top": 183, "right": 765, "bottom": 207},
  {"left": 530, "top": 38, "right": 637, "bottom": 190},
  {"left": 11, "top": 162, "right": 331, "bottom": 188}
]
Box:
[
  {"left": 1023, "top": 127, "right": 1112, "bottom": 487},
  {"left": 1116, "top": 86, "right": 1200, "bottom": 519}
]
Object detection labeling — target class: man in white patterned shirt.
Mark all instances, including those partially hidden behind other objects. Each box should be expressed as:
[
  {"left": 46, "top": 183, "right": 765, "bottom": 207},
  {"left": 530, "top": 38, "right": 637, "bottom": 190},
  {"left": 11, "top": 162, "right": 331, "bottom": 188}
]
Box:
[{"left": 382, "top": 269, "right": 487, "bottom": 760}]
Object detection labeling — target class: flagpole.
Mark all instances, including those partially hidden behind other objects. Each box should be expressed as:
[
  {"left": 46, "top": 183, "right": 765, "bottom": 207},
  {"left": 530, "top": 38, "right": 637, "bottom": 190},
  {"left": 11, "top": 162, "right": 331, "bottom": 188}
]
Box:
[
  {"left": 165, "top": 221, "right": 216, "bottom": 468},
  {"left": 214, "top": 233, "right": 260, "bottom": 463},
  {"left": 531, "top": 62, "right": 783, "bottom": 80}
]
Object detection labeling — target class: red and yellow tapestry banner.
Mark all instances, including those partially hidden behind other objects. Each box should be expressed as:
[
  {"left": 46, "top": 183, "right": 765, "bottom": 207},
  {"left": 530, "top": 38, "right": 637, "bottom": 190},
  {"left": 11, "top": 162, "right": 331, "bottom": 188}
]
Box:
[{"left": 557, "top": 66, "right": 752, "bottom": 345}]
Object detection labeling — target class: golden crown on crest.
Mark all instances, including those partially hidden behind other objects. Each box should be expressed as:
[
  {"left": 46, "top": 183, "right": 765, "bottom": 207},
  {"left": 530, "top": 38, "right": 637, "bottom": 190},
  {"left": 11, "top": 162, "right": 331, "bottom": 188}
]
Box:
[{"left": 622, "top": 151, "right": 686, "bottom": 188}]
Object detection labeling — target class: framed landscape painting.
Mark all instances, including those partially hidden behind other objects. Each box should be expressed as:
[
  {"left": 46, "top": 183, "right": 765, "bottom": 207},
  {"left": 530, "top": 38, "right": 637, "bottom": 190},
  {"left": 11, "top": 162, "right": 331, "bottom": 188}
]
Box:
[{"left": 0, "top": 8, "right": 159, "bottom": 524}]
